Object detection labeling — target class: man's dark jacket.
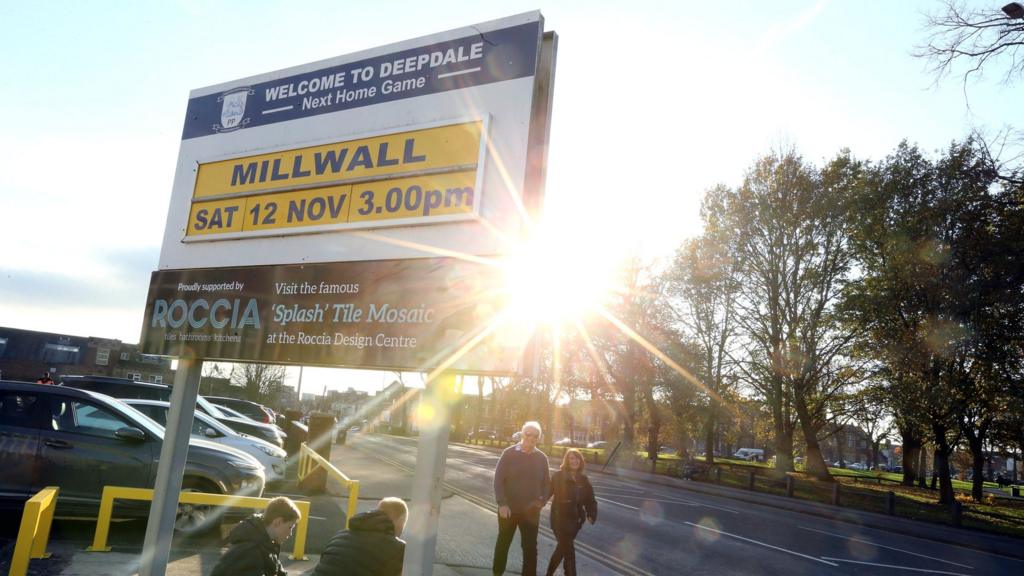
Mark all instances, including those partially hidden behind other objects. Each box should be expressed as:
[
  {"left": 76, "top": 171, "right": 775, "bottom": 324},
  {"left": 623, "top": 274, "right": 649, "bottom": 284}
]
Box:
[
  {"left": 313, "top": 510, "right": 405, "bottom": 576},
  {"left": 210, "top": 515, "right": 286, "bottom": 576}
]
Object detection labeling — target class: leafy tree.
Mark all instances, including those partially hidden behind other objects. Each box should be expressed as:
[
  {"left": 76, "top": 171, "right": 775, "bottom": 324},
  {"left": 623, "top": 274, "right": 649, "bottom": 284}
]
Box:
[
  {"left": 844, "top": 139, "right": 1024, "bottom": 502},
  {"left": 717, "top": 149, "right": 859, "bottom": 478}
]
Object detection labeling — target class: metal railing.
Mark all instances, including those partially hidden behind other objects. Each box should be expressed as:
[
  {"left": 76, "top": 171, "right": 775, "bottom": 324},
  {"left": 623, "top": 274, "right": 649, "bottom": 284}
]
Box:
[
  {"left": 9, "top": 486, "right": 59, "bottom": 576},
  {"left": 298, "top": 442, "right": 360, "bottom": 528},
  {"left": 85, "top": 486, "right": 312, "bottom": 559}
]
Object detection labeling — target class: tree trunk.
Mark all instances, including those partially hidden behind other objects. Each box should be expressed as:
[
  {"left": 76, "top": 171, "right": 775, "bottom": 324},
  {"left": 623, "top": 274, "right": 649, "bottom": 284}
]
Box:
[
  {"left": 966, "top": 434, "right": 986, "bottom": 502},
  {"left": 704, "top": 409, "right": 716, "bottom": 465},
  {"left": 794, "top": 397, "right": 830, "bottom": 479},
  {"left": 932, "top": 425, "right": 955, "bottom": 505},
  {"left": 773, "top": 424, "right": 795, "bottom": 473},
  {"left": 917, "top": 445, "right": 929, "bottom": 489},
  {"left": 902, "top": 438, "right": 920, "bottom": 487}
]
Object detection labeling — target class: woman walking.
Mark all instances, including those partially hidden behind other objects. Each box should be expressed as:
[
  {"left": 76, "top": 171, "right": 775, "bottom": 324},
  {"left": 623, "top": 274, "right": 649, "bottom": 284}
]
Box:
[{"left": 545, "top": 448, "right": 597, "bottom": 576}]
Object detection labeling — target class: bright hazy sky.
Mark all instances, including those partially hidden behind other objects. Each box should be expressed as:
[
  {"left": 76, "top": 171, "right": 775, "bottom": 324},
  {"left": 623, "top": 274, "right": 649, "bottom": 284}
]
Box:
[{"left": 1, "top": 1, "right": 1018, "bottom": 395}]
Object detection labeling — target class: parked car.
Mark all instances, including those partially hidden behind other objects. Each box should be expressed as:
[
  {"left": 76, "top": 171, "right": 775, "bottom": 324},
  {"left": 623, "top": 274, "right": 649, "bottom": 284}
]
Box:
[
  {"left": 0, "top": 381, "right": 265, "bottom": 535},
  {"left": 586, "top": 441, "right": 608, "bottom": 450},
  {"left": 195, "top": 396, "right": 286, "bottom": 447},
  {"left": 848, "top": 462, "right": 868, "bottom": 471},
  {"left": 58, "top": 375, "right": 172, "bottom": 401},
  {"left": 732, "top": 448, "right": 764, "bottom": 462},
  {"left": 204, "top": 396, "right": 276, "bottom": 425},
  {"left": 658, "top": 445, "right": 678, "bottom": 455},
  {"left": 123, "top": 399, "right": 287, "bottom": 483},
  {"left": 553, "top": 437, "right": 577, "bottom": 447},
  {"left": 58, "top": 375, "right": 287, "bottom": 448},
  {"left": 466, "top": 429, "right": 497, "bottom": 441}
]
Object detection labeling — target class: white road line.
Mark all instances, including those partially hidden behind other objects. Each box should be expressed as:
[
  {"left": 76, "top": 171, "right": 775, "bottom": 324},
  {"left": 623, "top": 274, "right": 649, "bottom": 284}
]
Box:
[
  {"left": 437, "top": 67, "right": 481, "bottom": 79},
  {"left": 262, "top": 105, "right": 293, "bottom": 114},
  {"left": 685, "top": 522, "right": 839, "bottom": 567},
  {"left": 608, "top": 493, "right": 739, "bottom": 514},
  {"left": 596, "top": 496, "right": 639, "bottom": 510},
  {"left": 820, "top": 557, "right": 971, "bottom": 575},
  {"left": 798, "top": 526, "right": 973, "bottom": 569}
]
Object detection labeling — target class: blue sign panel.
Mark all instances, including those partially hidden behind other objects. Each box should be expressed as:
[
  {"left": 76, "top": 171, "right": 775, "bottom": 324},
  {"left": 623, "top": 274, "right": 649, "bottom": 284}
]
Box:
[{"left": 182, "top": 21, "right": 541, "bottom": 140}]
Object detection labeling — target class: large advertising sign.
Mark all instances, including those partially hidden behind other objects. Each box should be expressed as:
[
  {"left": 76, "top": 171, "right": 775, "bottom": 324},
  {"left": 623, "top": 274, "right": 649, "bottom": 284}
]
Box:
[
  {"left": 157, "top": 12, "right": 546, "bottom": 271},
  {"left": 140, "top": 258, "right": 526, "bottom": 374},
  {"left": 143, "top": 12, "right": 554, "bottom": 373}
]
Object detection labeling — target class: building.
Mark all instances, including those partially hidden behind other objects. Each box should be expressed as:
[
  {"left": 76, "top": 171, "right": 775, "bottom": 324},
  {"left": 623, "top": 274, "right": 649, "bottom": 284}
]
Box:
[{"left": 0, "top": 326, "right": 174, "bottom": 384}]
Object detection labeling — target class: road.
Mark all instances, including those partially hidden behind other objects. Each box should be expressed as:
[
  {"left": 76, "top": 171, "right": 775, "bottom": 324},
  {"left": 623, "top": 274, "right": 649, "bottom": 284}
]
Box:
[{"left": 353, "top": 434, "right": 1022, "bottom": 576}]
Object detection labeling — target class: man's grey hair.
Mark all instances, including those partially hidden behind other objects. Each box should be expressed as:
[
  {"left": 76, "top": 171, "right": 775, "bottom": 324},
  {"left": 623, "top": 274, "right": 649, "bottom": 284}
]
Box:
[{"left": 522, "top": 421, "right": 542, "bottom": 436}]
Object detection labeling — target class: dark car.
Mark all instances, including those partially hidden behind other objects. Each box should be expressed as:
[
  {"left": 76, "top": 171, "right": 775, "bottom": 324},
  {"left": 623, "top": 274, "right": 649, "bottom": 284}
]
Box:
[
  {"left": 59, "top": 375, "right": 172, "bottom": 401},
  {"left": 204, "top": 396, "right": 276, "bottom": 424},
  {"left": 0, "top": 381, "right": 265, "bottom": 534}
]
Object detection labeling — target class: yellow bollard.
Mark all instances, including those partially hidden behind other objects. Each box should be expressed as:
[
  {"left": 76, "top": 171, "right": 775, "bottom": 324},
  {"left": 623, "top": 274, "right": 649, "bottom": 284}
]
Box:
[
  {"left": 10, "top": 487, "right": 59, "bottom": 576},
  {"left": 289, "top": 501, "right": 312, "bottom": 560},
  {"left": 346, "top": 481, "right": 360, "bottom": 530}
]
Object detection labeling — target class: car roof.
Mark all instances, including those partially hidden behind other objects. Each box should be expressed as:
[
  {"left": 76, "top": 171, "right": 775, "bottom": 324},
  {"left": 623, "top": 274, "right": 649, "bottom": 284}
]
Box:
[
  {"left": 3, "top": 379, "right": 108, "bottom": 400},
  {"left": 60, "top": 375, "right": 170, "bottom": 390}
]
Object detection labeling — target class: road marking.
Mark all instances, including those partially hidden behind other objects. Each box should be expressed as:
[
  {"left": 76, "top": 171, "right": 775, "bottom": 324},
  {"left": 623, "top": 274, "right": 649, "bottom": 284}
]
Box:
[
  {"left": 607, "top": 493, "right": 740, "bottom": 514},
  {"left": 820, "top": 557, "right": 971, "bottom": 575},
  {"left": 685, "top": 522, "right": 839, "bottom": 567},
  {"left": 798, "top": 526, "right": 973, "bottom": 569},
  {"left": 596, "top": 496, "right": 640, "bottom": 510}
]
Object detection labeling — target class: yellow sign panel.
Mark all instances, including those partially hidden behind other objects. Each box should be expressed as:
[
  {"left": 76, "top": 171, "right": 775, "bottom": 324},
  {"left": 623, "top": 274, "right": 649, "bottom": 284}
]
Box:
[
  {"left": 349, "top": 171, "right": 477, "bottom": 223},
  {"left": 193, "top": 121, "right": 482, "bottom": 199}
]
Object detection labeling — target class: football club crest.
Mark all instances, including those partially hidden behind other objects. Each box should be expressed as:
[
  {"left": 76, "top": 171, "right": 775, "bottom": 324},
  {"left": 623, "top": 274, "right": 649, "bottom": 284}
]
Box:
[{"left": 213, "top": 87, "right": 254, "bottom": 133}]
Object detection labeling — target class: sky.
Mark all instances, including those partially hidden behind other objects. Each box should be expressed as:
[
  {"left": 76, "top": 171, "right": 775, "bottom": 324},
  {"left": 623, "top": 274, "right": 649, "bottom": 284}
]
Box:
[{"left": 0, "top": 0, "right": 1019, "bottom": 396}]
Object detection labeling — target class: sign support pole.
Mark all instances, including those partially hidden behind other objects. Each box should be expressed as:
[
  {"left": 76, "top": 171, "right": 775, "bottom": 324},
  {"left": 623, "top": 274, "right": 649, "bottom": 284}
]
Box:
[
  {"left": 401, "top": 372, "right": 456, "bottom": 576},
  {"left": 139, "top": 357, "right": 204, "bottom": 576}
]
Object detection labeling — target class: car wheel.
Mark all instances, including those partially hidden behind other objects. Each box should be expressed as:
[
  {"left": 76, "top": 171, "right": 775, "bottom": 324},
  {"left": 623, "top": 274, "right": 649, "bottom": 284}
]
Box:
[{"left": 175, "top": 478, "right": 221, "bottom": 536}]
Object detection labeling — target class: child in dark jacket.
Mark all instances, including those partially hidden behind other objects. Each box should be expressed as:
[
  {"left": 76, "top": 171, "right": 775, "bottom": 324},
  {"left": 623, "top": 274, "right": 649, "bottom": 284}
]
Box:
[
  {"left": 313, "top": 497, "right": 408, "bottom": 576},
  {"left": 210, "top": 496, "right": 301, "bottom": 576},
  {"left": 545, "top": 449, "right": 597, "bottom": 576}
]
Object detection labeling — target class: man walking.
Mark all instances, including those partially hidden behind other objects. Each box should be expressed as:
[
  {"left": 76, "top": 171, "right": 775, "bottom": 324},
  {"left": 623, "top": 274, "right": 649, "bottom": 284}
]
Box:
[{"left": 492, "top": 421, "right": 551, "bottom": 576}]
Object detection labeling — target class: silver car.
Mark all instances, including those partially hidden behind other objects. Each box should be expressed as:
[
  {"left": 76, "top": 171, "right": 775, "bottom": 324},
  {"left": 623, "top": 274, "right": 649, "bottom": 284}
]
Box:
[{"left": 124, "top": 399, "right": 287, "bottom": 483}]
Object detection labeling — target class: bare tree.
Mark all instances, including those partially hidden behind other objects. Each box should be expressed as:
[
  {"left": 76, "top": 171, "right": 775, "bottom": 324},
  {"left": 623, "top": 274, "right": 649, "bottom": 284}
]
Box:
[
  {"left": 916, "top": 1, "right": 1024, "bottom": 86},
  {"left": 229, "top": 362, "right": 287, "bottom": 403}
]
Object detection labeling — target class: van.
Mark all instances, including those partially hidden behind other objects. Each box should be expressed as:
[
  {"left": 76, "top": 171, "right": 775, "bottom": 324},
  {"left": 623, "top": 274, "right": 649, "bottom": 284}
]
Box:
[{"left": 733, "top": 448, "right": 764, "bottom": 462}]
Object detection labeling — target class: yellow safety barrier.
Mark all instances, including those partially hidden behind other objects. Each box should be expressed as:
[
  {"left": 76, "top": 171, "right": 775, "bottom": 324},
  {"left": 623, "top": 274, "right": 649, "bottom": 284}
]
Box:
[
  {"left": 85, "top": 486, "right": 312, "bottom": 559},
  {"left": 9, "top": 486, "right": 59, "bottom": 576},
  {"left": 298, "top": 442, "right": 360, "bottom": 529}
]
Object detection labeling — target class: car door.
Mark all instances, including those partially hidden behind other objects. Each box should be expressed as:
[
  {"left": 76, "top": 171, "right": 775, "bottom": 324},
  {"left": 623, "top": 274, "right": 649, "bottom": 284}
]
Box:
[
  {"left": 36, "top": 394, "right": 155, "bottom": 508},
  {"left": 0, "top": 390, "right": 45, "bottom": 499}
]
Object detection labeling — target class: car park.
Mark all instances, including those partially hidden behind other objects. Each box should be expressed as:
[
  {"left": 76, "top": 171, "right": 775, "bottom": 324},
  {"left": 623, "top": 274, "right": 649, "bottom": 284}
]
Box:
[
  {"left": 0, "top": 380, "right": 265, "bottom": 535},
  {"left": 123, "top": 399, "right": 287, "bottom": 483},
  {"left": 204, "top": 395, "right": 276, "bottom": 424}
]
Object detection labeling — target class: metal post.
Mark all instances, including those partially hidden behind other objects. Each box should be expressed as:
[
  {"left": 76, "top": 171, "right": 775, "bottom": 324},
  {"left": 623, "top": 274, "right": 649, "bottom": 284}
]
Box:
[
  {"left": 950, "top": 500, "right": 962, "bottom": 527},
  {"left": 747, "top": 470, "right": 756, "bottom": 491},
  {"left": 832, "top": 483, "right": 841, "bottom": 506},
  {"left": 715, "top": 467, "right": 721, "bottom": 482},
  {"left": 785, "top": 475, "right": 794, "bottom": 497},
  {"left": 139, "top": 357, "right": 203, "bottom": 576},
  {"left": 886, "top": 491, "right": 896, "bottom": 515},
  {"left": 401, "top": 372, "right": 455, "bottom": 576}
]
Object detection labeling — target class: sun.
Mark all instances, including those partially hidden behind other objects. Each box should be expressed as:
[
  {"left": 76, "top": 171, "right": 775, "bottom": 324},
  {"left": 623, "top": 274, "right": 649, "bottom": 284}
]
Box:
[{"left": 500, "top": 225, "right": 619, "bottom": 328}]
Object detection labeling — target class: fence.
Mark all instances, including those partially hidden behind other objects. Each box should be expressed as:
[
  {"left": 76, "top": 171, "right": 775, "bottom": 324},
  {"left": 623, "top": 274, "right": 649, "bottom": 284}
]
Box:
[
  {"left": 85, "top": 486, "right": 312, "bottom": 559},
  {"left": 298, "top": 442, "right": 360, "bottom": 529},
  {"left": 9, "top": 487, "right": 59, "bottom": 576}
]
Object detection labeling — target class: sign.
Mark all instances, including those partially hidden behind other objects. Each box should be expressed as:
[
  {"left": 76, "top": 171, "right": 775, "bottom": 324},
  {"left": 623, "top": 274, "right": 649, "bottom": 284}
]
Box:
[
  {"left": 156, "top": 12, "right": 546, "bottom": 271},
  {"left": 185, "top": 121, "right": 485, "bottom": 240},
  {"left": 140, "top": 258, "right": 527, "bottom": 374}
]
